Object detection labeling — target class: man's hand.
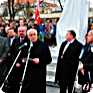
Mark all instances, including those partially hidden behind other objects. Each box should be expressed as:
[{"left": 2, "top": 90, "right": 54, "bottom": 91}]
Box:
[
  {"left": 0, "top": 60, "right": 3, "bottom": 64},
  {"left": 16, "top": 63, "right": 21, "bottom": 68},
  {"left": 80, "top": 69, "right": 85, "bottom": 75},
  {"left": 79, "top": 62, "right": 85, "bottom": 75},
  {"left": 8, "top": 53, "right": 11, "bottom": 57},
  {"left": 33, "top": 58, "right": 39, "bottom": 64},
  {"left": 79, "top": 62, "right": 83, "bottom": 70},
  {"left": 83, "top": 83, "right": 89, "bottom": 91}
]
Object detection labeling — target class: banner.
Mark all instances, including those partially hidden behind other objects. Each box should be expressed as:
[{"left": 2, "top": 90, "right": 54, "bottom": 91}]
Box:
[{"left": 56, "top": 0, "right": 89, "bottom": 47}]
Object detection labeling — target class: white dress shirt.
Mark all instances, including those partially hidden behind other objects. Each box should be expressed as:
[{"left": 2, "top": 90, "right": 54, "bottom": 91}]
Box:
[
  {"left": 10, "top": 37, "right": 15, "bottom": 46},
  {"left": 63, "top": 39, "right": 75, "bottom": 54}
]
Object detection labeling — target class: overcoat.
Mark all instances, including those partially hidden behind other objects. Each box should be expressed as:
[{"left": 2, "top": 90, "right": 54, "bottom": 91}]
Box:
[{"left": 55, "top": 39, "right": 82, "bottom": 86}]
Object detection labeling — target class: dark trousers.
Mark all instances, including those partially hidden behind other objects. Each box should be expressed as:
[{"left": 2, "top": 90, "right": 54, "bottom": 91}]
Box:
[{"left": 60, "top": 82, "right": 74, "bottom": 93}]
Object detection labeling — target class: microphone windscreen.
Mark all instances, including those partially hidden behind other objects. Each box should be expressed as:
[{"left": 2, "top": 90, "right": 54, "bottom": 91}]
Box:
[{"left": 24, "top": 43, "right": 28, "bottom": 46}]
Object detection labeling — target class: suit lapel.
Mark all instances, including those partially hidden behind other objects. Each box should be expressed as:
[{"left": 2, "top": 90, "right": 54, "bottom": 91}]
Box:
[
  {"left": 63, "top": 43, "right": 72, "bottom": 55},
  {"left": 61, "top": 41, "right": 67, "bottom": 53},
  {"left": 63, "top": 39, "right": 76, "bottom": 55}
]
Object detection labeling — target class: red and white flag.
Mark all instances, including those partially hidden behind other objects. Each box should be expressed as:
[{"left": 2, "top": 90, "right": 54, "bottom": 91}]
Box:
[{"left": 35, "top": 0, "right": 41, "bottom": 25}]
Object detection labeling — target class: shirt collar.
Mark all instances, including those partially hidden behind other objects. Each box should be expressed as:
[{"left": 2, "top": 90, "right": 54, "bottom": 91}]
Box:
[
  {"left": 10, "top": 36, "right": 15, "bottom": 39},
  {"left": 20, "top": 37, "right": 24, "bottom": 40},
  {"left": 90, "top": 44, "right": 93, "bottom": 47},
  {"left": 67, "top": 39, "right": 75, "bottom": 44},
  {"left": 70, "top": 39, "right": 75, "bottom": 43}
]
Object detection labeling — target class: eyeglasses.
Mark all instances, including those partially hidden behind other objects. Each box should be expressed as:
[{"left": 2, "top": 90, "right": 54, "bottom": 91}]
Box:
[{"left": 29, "top": 33, "right": 37, "bottom": 37}]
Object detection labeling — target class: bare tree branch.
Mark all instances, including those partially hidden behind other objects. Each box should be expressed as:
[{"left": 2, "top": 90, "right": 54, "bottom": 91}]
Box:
[
  {"left": 8, "top": 0, "right": 12, "bottom": 20},
  {"left": 57, "top": 0, "right": 63, "bottom": 11},
  {"left": 12, "top": 0, "right": 15, "bottom": 20}
]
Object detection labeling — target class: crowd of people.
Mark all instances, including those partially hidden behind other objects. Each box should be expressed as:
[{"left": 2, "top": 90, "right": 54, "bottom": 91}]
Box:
[
  {"left": 0, "top": 18, "right": 57, "bottom": 46},
  {"left": 0, "top": 17, "right": 93, "bottom": 93}
]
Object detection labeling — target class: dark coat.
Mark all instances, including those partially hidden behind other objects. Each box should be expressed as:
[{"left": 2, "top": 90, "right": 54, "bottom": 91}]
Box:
[
  {"left": 0, "top": 36, "right": 9, "bottom": 84},
  {"left": 78, "top": 44, "right": 93, "bottom": 85},
  {"left": 4, "top": 40, "right": 52, "bottom": 93},
  {"left": 55, "top": 39, "right": 82, "bottom": 86},
  {"left": 0, "top": 36, "right": 9, "bottom": 61}
]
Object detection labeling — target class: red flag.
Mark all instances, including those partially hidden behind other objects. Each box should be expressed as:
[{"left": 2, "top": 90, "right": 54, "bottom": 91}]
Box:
[
  {"left": 35, "top": 7, "right": 39, "bottom": 20},
  {"left": 35, "top": 0, "right": 41, "bottom": 25}
]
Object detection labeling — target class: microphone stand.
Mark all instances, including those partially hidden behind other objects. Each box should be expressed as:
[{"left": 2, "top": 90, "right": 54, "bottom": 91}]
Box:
[
  {"left": 18, "top": 44, "right": 33, "bottom": 93},
  {"left": 0, "top": 50, "right": 22, "bottom": 92}
]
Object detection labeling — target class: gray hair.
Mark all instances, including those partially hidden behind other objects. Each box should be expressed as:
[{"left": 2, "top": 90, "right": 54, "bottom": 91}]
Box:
[
  {"left": 27, "top": 29, "right": 38, "bottom": 36},
  {"left": 88, "top": 30, "right": 93, "bottom": 36}
]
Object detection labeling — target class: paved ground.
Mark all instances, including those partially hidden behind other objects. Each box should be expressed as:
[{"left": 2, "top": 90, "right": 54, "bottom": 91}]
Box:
[
  {"left": 46, "top": 86, "right": 82, "bottom": 93},
  {"left": 46, "top": 86, "right": 59, "bottom": 93}
]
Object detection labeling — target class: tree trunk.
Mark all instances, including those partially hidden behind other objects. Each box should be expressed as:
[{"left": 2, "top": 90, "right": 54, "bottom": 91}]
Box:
[
  {"left": 8, "top": 0, "right": 12, "bottom": 21},
  {"left": 12, "top": 0, "right": 15, "bottom": 20}
]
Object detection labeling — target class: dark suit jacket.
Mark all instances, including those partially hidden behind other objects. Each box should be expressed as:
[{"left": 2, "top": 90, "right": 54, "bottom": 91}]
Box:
[
  {"left": 78, "top": 44, "right": 93, "bottom": 85},
  {"left": 0, "top": 36, "right": 9, "bottom": 83},
  {"left": 6, "top": 35, "right": 29, "bottom": 73},
  {"left": 0, "top": 36, "right": 9, "bottom": 61},
  {"left": 55, "top": 39, "right": 83, "bottom": 86},
  {"left": 7, "top": 35, "right": 29, "bottom": 57}
]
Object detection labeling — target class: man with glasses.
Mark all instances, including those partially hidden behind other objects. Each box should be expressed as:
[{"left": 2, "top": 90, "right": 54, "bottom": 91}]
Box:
[{"left": 3, "top": 29, "right": 52, "bottom": 93}]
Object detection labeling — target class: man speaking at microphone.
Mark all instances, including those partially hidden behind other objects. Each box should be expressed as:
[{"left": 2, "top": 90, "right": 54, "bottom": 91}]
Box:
[
  {"left": 22, "top": 29, "right": 52, "bottom": 93},
  {"left": 3, "top": 28, "right": 52, "bottom": 93}
]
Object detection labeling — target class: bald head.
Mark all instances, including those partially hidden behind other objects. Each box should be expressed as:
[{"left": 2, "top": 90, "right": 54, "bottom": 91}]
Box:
[
  {"left": 18, "top": 26, "right": 27, "bottom": 32},
  {"left": 27, "top": 29, "right": 38, "bottom": 42},
  {"left": 17, "top": 26, "right": 27, "bottom": 38}
]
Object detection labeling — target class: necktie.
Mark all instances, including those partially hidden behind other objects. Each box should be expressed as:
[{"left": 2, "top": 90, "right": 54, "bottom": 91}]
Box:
[{"left": 20, "top": 38, "right": 23, "bottom": 43}]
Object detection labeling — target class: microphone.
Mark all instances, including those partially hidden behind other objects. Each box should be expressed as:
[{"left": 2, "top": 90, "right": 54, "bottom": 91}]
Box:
[
  {"left": 18, "top": 43, "right": 28, "bottom": 50},
  {"left": 22, "top": 58, "right": 33, "bottom": 62}
]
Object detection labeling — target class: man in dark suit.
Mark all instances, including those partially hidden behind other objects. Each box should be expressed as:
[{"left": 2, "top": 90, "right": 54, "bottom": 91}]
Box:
[
  {"left": 55, "top": 30, "right": 83, "bottom": 93},
  {"left": 21, "top": 29, "right": 52, "bottom": 93},
  {"left": 0, "top": 36, "right": 9, "bottom": 85},
  {"left": 17, "top": 26, "right": 28, "bottom": 45},
  {"left": 7, "top": 26, "right": 29, "bottom": 66},
  {"left": 7, "top": 27, "right": 19, "bottom": 69},
  {"left": 7, "top": 27, "right": 17, "bottom": 48},
  {"left": 6, "top": 26, "right": 28, "bottom": 77},
  {"left": 79, "top": 30, "right": 93, "bottom": 92}
]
